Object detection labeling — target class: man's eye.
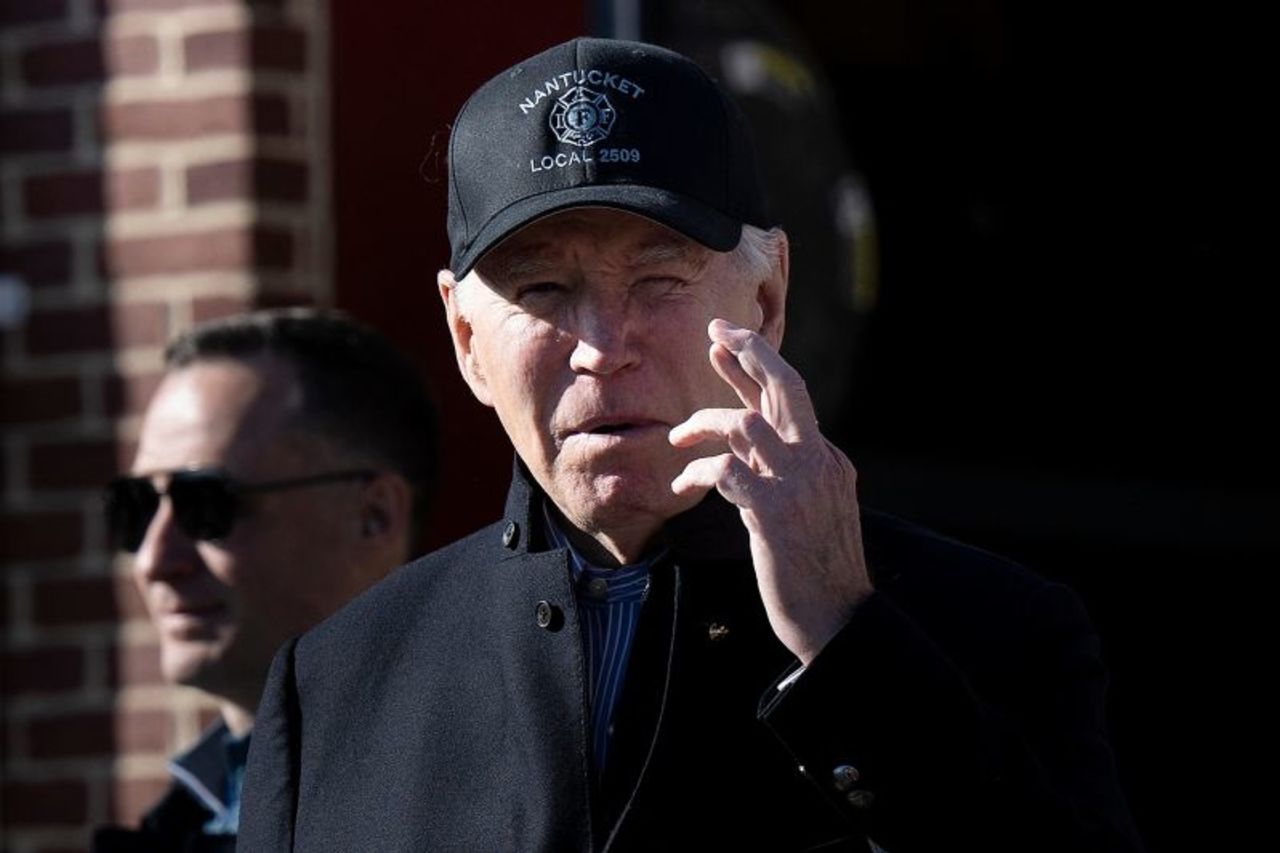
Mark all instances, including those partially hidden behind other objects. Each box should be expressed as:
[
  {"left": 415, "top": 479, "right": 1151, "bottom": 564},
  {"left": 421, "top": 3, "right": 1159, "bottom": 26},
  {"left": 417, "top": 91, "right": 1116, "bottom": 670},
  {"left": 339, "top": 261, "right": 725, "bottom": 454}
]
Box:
[
  {"left": 515, "top": 282, "right": 565, "bottom": 300},
  {"left": 636, "top": 276, "right": 685, "bottom": 294}
]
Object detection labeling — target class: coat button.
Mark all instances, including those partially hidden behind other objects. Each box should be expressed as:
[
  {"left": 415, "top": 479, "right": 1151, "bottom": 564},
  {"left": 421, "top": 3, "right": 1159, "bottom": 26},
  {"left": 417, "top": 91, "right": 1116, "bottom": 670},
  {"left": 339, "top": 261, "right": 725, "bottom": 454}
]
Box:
[
  {"left": 845, "top": 789, "right": 875, "bottom": 809},
  {"left": 534, "top": 600, "right": 562, "bottom": 631},
  {"left": 832, "top": 764, "right": 860, "bottom": 792},
  {"left": 707, "top": 622, "right": 730, "bottom": 642},
  {"left": 502, "top": 521, "right": 519, "bottom": 549}
]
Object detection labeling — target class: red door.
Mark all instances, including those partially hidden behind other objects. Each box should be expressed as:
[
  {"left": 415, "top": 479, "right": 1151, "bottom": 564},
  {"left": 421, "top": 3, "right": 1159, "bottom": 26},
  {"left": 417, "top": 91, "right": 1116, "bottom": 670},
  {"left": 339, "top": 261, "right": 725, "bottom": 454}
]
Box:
[{"left": 330, "top": 3, "right": 588, "bottom": 548}]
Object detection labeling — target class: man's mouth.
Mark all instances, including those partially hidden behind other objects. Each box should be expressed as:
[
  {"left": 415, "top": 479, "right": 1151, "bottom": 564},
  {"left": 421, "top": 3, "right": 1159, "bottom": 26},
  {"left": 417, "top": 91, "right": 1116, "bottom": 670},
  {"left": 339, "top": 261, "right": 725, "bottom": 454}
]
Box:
[
  {"left": 152, "top": 593, "right": 227, "bottom": 620},
  {"left": 569, "top": 417, "right": 664, "bottom": 438},
  {"left": 589, "top": 422, "right": 635, "bottom": 434},
  {"left": 156, "top": 602, "right": 228, "bottom": 640}
]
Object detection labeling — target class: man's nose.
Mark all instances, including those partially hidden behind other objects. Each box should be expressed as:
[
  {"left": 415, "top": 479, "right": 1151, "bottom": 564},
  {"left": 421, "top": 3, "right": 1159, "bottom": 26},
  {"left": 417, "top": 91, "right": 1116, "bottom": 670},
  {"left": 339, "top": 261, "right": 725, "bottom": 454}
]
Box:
[
  {"left": 131, "top": 497, "right": 197, "bottom": 583},
  {"left": 568, "top": 296, "right": 641, "bottom": 375}
]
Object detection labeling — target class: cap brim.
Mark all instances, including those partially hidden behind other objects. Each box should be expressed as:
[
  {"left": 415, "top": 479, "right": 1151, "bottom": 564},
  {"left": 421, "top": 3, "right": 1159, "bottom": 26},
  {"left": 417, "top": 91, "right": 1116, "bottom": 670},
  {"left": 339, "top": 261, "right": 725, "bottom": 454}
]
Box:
[{"left": 450, "top": 184, "right": 743, "bottom": 276}]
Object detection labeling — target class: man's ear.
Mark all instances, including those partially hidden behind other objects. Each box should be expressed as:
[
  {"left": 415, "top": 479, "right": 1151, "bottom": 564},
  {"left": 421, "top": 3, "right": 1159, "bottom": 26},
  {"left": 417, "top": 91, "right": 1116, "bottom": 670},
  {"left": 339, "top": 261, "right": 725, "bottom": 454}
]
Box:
[
  {"left": 358, "top": 471, "right": 414, "bottom": 565},
  {"left": 437, "top": 269, "right": 494, "bottom": 407},
  {"left": 756, "top": 230, "right": 789, "bottom": 349}
]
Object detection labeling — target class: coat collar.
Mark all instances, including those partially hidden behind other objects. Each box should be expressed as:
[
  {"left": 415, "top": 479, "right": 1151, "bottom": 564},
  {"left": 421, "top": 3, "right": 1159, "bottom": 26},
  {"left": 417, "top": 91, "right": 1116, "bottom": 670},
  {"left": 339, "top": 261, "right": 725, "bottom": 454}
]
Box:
[{"left": 501, "top": 456, "right": 752, "bottom": 564}]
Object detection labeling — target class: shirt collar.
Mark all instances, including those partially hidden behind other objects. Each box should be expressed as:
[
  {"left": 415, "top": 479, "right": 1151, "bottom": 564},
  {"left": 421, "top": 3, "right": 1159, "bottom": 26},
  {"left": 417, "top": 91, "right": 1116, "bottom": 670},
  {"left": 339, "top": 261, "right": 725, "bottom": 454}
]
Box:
[
  {"left": 168, "top": 719, "right": 250, "bottom": 818},
  {"left": 541, "top": 501, "right": 667, "bottom": 581}
]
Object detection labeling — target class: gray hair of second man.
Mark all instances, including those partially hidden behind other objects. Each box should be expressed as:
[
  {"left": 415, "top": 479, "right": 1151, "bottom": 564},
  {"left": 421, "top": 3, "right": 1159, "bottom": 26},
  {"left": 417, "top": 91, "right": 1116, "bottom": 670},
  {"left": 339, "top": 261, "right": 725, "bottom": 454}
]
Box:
[{"left": 164, "top": 308, "right": 438, "bottom": 548}]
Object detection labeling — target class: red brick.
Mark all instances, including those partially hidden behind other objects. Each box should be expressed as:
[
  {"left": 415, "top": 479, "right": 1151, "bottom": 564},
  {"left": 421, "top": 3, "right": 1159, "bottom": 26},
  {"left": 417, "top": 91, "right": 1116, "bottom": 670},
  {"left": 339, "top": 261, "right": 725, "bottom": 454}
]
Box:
[
  {"left": 0, "top": 376, "right": 81, "bottom": 424},
  {"left": 103, "top": 371, "right": 164, "bottom": 418},
  {"left": 97, "top": 0, "right": 263, "bottom": 13},
  {"left": 184, "top": 29, "right": 244, "bottom": 72},
  {"left": 185, "top": 159, "right": 248, "bottom": 204},
  {"left": 0, "top": 240, "right": 73, "bottom": 287},
  {"left": 24, "top": 171, "right": 98, "bottom": 218},
  {"left": 98, "top": 0, "right": 189, "bottom": 12},
  {"left": 185, "top": 25, "right": 306, "bottom": 73},
  {"left": 253, "top": 92, "right": 290, "bottom": 135},
  {"left": 22, "top": 38, "right": 102, "bottom": 87},
  {"left": 19, "top": 34, "right": 159, "bottom": 87},
  {"left": 1, "top": 779, "right": 88, "bottom": 827},
  {"left": 25, "top": 712, "right": 113, "bottom": 758},
  {"left": 109, "top": 167, "right": 162, "bottom": 209},
  {"left": 256, "top": 157, "right": 308, "bottom": 201},
  {"left": 109, "top": 775, "right": 170, "bottom": 823},
  {"left": 109, "top": 641, "right": 163, "bottom": 688},
  {"left": 103, "top": 93, "right": 289, "bottom": 141},
  {"left": 192, "top": 295, "right": 252, "bottom": 323},
  {"left": 24, "top": 167, "right": 161, "bottom": 219},
  {"left": 117, "top": 707, "right": 172, "bottom": 752},
  {"left": 2, "top": 0, "right": 69, "bottom": 25},
  {"left": 24, "top": 302, "right": 168, "bottom": 355},
  {"left": 252, "top": 24, "right": 307, "bottom": 71},
  {"left": 28, "top": 439, "right": 130, "bottom": 490},
  {"left": 104, "top": 226, "right": 293, "bottom": 277},
  {"left": 108, "top": 34, "right": 161, "bottom": 76},
  {"left": 107, "top": 229, "right": 246, "bottom": 275},
  {"left": 255, "top": 226, "right": 294, "bottom": 267},
  {"left": 0, "top": 107, "right": 74, "bottom": 155},
  {"left": 25, "top": 708, "right": 170, "bottom": 759},
  {"left": 2, "top": 645, "right": 85, "bottom": 694},
  {"left": 0, "top": 510, "right": 84, "bottom": 562},
  {"left": 186, "top": 157, "right": 307, "bottom": 205},
  {"left": 32, "top": 575, "right": 146, "bottom": 627}
]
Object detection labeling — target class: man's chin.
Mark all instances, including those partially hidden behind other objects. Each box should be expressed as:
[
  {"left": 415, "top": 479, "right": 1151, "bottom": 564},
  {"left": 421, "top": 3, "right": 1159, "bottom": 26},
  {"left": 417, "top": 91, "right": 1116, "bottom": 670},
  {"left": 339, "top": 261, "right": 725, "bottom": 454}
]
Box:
[
  {"left": 160, "top": 642, "right": 231, "bottom": 692},
  {"left": 559, "top": 469, "right": 703, "bottom": 530}
]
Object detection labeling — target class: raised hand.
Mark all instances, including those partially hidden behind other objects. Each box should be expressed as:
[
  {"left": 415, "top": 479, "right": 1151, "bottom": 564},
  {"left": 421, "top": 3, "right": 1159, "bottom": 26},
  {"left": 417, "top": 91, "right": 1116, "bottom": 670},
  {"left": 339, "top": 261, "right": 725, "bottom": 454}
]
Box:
[{"left": 670, "top": 319, "right": 873, "bottom": 664}]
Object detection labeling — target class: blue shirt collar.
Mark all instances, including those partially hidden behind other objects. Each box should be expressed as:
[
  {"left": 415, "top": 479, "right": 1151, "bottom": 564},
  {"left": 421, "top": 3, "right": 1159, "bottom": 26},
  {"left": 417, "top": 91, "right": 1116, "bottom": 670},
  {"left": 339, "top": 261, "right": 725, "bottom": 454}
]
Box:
[
  {"left": 168, "top": 718, "right": 250, "bottom": 834},
  {"left": 541, "top": 502, "right": 667, "bottom": 584}
]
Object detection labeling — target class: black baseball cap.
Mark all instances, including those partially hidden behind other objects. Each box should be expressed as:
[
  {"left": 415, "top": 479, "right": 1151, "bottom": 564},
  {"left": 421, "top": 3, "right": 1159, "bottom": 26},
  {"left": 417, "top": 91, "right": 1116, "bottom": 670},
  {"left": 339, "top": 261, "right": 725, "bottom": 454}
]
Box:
[{"left": 446, "top": 37, "right": 773, "bottom": 276}]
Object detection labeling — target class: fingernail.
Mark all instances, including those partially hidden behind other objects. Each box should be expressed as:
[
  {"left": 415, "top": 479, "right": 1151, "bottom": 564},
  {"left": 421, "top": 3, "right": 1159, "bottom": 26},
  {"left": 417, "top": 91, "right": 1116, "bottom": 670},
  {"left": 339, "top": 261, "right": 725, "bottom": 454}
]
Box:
[{"left": 709, "top": 319, "right": 741, "bottom": 341}]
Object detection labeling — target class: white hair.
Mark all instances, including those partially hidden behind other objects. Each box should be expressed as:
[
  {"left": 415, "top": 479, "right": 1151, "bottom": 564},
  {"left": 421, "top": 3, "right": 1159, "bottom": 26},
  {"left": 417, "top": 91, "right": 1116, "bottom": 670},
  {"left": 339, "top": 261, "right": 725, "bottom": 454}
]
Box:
[{"left": 730, "top": 224, "right": 787, "bottom": 284}]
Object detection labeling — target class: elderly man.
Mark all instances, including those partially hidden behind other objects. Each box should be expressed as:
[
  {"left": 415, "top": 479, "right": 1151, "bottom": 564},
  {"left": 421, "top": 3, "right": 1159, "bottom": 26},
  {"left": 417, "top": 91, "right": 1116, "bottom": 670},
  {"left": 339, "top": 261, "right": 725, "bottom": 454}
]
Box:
[
  {"left": 94, "top": 310, "right": 437, "bottom": 852},
  {"left": 240, "top": 39, "right": 1141, "bottom": 852}
]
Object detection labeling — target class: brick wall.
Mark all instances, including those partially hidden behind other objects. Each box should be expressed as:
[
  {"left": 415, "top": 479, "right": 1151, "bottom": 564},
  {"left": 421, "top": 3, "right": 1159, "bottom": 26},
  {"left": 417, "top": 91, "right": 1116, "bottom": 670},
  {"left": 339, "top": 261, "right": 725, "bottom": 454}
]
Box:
[{"left": 1, "top": 1, "right": 330, "bottom": 848}]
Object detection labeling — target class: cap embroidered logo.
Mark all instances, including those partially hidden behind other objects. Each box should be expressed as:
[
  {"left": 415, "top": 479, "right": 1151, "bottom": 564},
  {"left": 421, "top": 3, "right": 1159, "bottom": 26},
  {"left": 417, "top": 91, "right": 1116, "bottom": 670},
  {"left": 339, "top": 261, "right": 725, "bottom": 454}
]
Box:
[{"left": 550, "top": 87, "right": 616, "bottom": 147}]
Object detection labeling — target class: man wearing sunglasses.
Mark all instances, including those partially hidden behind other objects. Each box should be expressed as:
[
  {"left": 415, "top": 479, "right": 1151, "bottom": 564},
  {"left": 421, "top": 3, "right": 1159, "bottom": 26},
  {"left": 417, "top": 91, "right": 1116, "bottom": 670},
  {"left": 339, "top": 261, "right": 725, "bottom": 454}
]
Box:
[{"left": 94, "top": 309, "right": 437, "bottom": 853}]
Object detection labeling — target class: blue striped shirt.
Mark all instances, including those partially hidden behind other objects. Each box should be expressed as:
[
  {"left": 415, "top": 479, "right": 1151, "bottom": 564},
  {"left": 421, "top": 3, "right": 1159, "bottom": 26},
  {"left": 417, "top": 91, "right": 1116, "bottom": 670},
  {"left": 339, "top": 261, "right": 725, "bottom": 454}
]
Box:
[{"left": 543, "top": 506, "right": 664, "bottom": 772}]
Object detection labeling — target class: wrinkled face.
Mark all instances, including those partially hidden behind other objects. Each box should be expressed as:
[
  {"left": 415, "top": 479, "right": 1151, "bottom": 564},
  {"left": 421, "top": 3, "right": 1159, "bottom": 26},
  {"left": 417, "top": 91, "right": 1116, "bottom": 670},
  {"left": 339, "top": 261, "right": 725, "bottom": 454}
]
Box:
[
  {"left": 442, "top": 209, "right": 783, "bottom": 546},
  {"left": 129, "top": 357, "right": 375, "bottom": 703}
]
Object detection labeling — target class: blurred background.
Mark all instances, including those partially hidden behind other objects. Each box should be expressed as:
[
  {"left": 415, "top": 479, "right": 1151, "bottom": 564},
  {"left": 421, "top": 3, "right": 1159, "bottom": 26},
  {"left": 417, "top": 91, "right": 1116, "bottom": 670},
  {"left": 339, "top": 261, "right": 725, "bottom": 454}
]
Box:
[{"left": 2, "top": 1, "right": 1270, "bottom": 850}]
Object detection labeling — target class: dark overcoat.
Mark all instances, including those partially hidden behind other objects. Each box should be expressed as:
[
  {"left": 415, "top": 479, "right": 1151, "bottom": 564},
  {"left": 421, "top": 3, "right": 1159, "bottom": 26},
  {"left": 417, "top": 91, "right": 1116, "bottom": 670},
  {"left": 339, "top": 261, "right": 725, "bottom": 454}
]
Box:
[{"left": 239, "top": 465, "right": 1142, "bottom": 852}]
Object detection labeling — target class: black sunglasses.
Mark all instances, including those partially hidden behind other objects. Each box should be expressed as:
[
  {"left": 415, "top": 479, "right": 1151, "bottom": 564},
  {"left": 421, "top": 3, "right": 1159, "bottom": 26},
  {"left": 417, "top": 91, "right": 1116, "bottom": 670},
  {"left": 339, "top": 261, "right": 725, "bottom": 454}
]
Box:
[{"left": 104, "top": 467, "right": 377, "bottom": 553}]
